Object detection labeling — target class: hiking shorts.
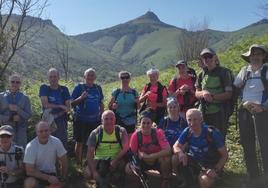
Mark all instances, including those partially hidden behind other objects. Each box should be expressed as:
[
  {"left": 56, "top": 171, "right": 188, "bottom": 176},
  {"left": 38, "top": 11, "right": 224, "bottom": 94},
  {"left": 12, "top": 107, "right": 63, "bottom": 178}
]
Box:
[{"left": 73, "top": 120, "right": 100, "bottom": 143}]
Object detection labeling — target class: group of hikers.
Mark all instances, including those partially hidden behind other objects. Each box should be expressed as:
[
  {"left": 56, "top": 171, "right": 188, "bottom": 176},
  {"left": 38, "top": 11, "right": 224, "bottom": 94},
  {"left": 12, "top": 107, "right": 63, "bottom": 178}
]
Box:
[{"left": 0, "top": 44, "right": 267, "bottom": 188}]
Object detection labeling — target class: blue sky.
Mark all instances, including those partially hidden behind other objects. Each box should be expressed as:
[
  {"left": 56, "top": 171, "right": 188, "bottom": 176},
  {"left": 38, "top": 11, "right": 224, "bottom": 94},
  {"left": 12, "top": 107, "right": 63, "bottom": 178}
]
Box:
[{"left": 43, "top": 0, "right": 266, "bottom": 35}]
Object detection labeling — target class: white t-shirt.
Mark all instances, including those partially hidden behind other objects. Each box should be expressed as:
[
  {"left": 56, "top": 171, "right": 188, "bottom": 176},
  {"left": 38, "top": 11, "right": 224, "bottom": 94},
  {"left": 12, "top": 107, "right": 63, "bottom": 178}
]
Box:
[
  {"left": 0, "top": 144, "right": 24, "bottom": 183},
  {"left": 234, "top": 65, "right": 268, "bottom": 104},
  {"left": 23, "top": 136, "right": 66, "bottom": 173}
]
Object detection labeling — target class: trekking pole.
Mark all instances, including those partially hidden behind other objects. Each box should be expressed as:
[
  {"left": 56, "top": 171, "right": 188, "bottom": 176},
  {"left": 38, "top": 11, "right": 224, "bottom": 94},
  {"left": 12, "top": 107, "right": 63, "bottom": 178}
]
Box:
[{"left": 251, "top": 113, "right": 263, "bottom": 176}]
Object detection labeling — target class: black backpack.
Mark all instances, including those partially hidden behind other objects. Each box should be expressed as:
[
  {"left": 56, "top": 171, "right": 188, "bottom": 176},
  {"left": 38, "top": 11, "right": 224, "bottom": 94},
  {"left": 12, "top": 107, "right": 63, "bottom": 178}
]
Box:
[
  {"left": 137, "top": 128, "right": 159, "bottom": 149},
  {"left": 95, "top": 125, "right": 123, "bottom": 151},
  {"left": 139, "top": 82, "right": 167, "bottom": 114}
]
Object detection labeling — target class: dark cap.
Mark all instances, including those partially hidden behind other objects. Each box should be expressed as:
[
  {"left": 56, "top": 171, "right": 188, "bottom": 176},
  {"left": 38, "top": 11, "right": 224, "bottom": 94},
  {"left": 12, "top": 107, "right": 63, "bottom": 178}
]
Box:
[
  {"left": 200, "top": 48, "right": 216, "bottom": 56},
  {"left": 0, "top": 125, "right": 14, "bottom": 136},
  {"left": 175, "top": 60, "right": 187, "bottom": 67},
  {"left": 139, "top": 110, "right": 153, "bottom": 122}
]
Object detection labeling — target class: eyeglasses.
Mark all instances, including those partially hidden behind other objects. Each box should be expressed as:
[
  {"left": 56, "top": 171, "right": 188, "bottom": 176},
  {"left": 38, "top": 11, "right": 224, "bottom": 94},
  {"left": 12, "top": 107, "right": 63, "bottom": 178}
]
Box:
[
  {"left": 0, "top": 134, "right": 12, "bottom": 138},
  {"left": 202, "top": 54, "right": 214, "bottom": 59},
  {"left": 120, "top": 75, "right": 130, "bottom": 80},
  {"left": 11, "top": 81, "right": 21, "bottom": 84}
]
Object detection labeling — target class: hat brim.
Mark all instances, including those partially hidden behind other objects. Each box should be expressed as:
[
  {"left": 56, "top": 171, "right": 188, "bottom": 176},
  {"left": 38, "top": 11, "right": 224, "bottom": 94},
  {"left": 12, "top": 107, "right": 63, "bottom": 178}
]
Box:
[
  {"left": 0, "top": 130, "right": 13, "bottom": 136},
  {"left": 241, "top": 46, "right": 268, "bottom": 63}
]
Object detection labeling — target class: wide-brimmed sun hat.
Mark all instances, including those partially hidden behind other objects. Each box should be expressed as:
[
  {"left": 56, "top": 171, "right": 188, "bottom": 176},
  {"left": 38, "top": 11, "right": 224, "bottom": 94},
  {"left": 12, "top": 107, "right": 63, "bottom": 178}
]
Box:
[{"left": 241, "top": 44, "right": 268, "bottom": 63}]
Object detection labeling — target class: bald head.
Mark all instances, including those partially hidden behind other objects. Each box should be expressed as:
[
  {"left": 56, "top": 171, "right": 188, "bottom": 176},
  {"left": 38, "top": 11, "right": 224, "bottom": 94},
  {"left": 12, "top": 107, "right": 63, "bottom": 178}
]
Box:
[
  {"left": 186, "top": 108, "right": 203, "bottom": 119},
  {"left": 35, "top": 121, "right": 50, "bottom": 132}
]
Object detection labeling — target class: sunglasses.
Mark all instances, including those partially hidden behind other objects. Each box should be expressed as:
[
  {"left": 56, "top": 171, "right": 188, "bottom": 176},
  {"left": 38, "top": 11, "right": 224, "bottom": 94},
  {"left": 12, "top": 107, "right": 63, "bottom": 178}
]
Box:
[
  {"left": 120, "top": 75, "right": 130, "bottom": 80},
  {"left": 11, "top": 80, "right": 21, "bottom": 84},
  {"left": 202, "top": 54, "right": 214, "bottom": 59},
  {"left": 0, "top": 134, "right": 12, "bottom": 138}
]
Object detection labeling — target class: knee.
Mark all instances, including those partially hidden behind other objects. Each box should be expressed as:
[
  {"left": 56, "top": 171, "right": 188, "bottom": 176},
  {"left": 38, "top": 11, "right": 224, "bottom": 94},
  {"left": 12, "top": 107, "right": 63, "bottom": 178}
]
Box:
[
  {"left": 24, "top": 177, "right": 38, "bottom": 188},
  {"left": 199, "top": 174, "right": 214, "bottom": 188},
  {"left": 159, "top": 156, "right": 171, "bottom": 165}
]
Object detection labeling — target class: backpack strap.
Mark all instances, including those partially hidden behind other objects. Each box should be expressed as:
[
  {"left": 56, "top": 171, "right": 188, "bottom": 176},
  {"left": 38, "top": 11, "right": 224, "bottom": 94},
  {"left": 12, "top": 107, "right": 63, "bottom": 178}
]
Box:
[
  {"left": 95, "top": 126, "right": 103, "bottom": 151},
  {"left": 151, "top": 128, "right": 159, "bottom": 145},
  {"left": 162, "top": 116, "right": 169, "bottom": 130},
  {"left": 137, "top": 128, "right": 159, "bottom": 149},
  {"left": 137, "top": 130, "right": 143, "bottom": 149},
  {"left": 114, "top": 88, "right": 121, "bottom": 102},
  {"left": 156, "top": 82, "right": 165, "bottom": 103},
  {"left": 14, "top": 145, "right": 23, "bottom": 168},
  {"left": 172, "top": 77, "right": 177, "bottom": 91},
  {"left": 115, "top": 125, "right": 123, "bottom": 149},
  {"left": 261, "top": 65, "right": 268, "bottom": 91}
]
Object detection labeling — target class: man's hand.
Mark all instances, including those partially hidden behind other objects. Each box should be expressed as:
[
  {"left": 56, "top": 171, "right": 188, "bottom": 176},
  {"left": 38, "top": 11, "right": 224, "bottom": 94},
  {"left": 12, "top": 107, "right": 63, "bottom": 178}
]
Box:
[
  {"left": 9, "top": 104, "right": 18, "bottom": 112},
  {"left": 202, "top": 90, "right": 213, "bottom": 102},
  {"left": 59, "top": 105, "right": 68, "bottom": 112},
  {"left": 205, "top": 168, "right": 218, "bottom": 178},
  {"left": 47, "top": 175, "right": 60, "bottom": 185},
  {"left": 110, "top": 159, "right": 118, "bottom": 170},
  {"left": 80, "top": 91, "right": 88, "bottom": 100},
  {"left": 178, "top": 151, "right": 188, "bottom": 166},
  {"left": 13, "top": 115, "right": 20, "bottom": 122}
]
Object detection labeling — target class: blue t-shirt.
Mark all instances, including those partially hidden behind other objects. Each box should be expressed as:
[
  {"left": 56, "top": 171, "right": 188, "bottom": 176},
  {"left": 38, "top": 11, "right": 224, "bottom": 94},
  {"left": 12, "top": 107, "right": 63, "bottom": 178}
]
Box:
[
  {"left": 158, "top": 117, "right": 187, "bottom": 146},
  {"left": 39, "top": 84, "right": 70, "bottom": 115},
  {"left": 72, "top": 84, "right": 103, "bottom": 123},
  {"left": 112, "top": 88, "right": 138, "bottom": 119},
  {"left": 178, "top": 125, "right": 224, "bottom": 161}
]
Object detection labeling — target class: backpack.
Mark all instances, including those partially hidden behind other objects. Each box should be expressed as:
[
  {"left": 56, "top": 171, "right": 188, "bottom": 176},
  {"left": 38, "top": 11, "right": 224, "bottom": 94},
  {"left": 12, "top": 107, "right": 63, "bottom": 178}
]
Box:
[
  {"left": 0, "top": 145, "right": 23, "bottom": 168},
  {"left": 137, "top": 128, "right": 159, "bottom": 149},
  {"left": 95, "top": 125, "right": 122, "bottom": 151},
  {"left": 139, "top": 82, "right": 166, "bottom": 113},
  {"left": 172, "top": 75, "right": 196, "bottom": 109},
  {"left": 161, "top": 116, "right": 186, "bottom": 130}
]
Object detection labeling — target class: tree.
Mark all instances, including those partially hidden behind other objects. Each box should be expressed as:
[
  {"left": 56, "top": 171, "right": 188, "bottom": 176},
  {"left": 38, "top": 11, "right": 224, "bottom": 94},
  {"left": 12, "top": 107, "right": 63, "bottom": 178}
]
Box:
[
  {"left": 177, "top": 18, "right": 209, "bottom": 62},
  {"left": 0, "top": 0, "right": 48, "bottom": 82},
  {"left": 55, "top": 32, "right": 70, "bottom": 81}
]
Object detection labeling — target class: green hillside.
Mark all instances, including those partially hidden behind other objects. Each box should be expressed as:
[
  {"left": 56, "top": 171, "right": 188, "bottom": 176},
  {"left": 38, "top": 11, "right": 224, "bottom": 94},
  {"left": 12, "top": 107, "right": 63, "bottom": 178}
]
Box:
[{"left": 4, "top": 13, "right": 268, "bottom": 84}]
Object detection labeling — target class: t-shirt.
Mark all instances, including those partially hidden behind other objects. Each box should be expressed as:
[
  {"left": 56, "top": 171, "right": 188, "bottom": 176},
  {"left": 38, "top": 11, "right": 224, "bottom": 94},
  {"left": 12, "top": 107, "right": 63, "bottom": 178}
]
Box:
[
  {"left": 178, "top": 125, "right": 224, "bottom": 161},
  {"left": 234, "top": 65, "right": 268, "bottom": 106},
  {"left": 168, "top": 77, "right": 196, "bottom": 111},
  {"left": 112, "top": 88, "right": 138, "bottom": 124},
  {"left": 23, "top": 136, "right": 67, "bottom": 173},
  {"left": 130, "top": 128, "right": 169, "bottom": 154},
  {"left": 196, "top": 67, "right": 232, "bottom": 114},
  {"left": 158, "top": 117, "right": 187, "bottom": 146},
  {"left": 72, "top": 84, "right": 103, "bottom": 123},
  {"left": 141, "top": 83, "right": 168, "bottom": 110},
  {"left": 87, "top": 125, "right": 127, "bottom": 160},
  {"left": 39, "top": 84, "right": 71, "bottom": 115},
  {"left": 0, "top": 145, "right": 24, "bottom": 183}
]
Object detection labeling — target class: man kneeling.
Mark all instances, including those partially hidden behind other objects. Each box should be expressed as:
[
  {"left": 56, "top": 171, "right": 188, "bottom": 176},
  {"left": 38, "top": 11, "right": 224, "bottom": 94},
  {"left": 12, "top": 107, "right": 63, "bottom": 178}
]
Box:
[
  {"left": 24, "top": 121, "right": 68, "bottom": 188},
  {"left": 86, "top": 110, "right": 129, "bottom": 187},
  {"left": 172, "top": 108, "right": 228, "bottom": 188}
]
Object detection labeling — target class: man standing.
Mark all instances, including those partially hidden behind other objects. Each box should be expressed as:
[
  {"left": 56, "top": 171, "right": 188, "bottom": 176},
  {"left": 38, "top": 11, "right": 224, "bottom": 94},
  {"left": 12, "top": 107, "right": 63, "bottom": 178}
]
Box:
[
  {"left": 195, "top": 48, "right": 233, "bottom": 138},
  {"left": 39, "top": 68, "right": 71, "bottom": 148},
  {"left": 71, "top": 68, "right": 104, "bottom": 164},
  {"left": 24, "top": 121, "right": 68, "bottom": 188},
  {"left": 86, "top": 110, "right": 128, "bottom": 187},
  {"left": 234, "top": 44, "right": 268, "bottom": 183},
  {"left": 0, "top": 74, "right": 32, "bottom": 148}
]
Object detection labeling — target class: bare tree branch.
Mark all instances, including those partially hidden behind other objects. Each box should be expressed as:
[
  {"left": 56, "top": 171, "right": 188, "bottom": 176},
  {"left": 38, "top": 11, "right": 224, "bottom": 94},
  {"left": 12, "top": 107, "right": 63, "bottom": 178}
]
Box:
[{"left": 0, "top": 0, "right": 48, "bottom": 79}]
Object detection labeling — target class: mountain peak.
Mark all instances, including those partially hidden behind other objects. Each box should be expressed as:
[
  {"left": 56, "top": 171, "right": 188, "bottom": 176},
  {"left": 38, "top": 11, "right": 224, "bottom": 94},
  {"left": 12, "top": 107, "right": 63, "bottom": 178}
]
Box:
[{"left": 137, "top": 11, "right": 160, "bottom": 22}]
